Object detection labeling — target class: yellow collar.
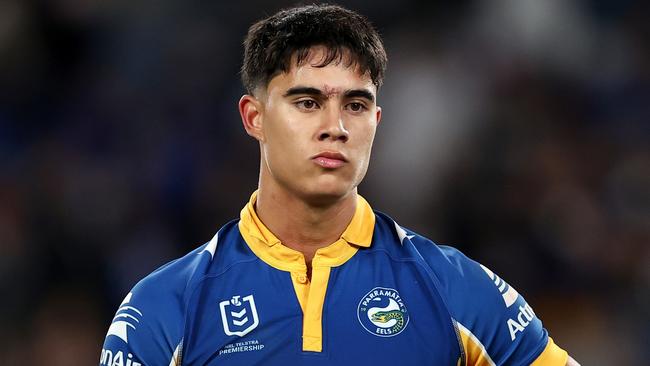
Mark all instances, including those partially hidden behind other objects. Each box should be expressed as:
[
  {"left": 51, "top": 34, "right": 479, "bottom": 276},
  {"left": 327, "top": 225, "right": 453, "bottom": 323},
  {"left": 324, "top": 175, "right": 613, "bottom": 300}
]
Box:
[{"left": 238, "top": 191, "right": 375, "bottom": 271}]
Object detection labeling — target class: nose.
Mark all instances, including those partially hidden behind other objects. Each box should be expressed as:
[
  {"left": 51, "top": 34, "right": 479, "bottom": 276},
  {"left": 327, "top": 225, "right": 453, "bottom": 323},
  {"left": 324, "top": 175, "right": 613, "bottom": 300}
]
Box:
[{"left": 317, "top": 109, "right": 349, "bottom": 142}]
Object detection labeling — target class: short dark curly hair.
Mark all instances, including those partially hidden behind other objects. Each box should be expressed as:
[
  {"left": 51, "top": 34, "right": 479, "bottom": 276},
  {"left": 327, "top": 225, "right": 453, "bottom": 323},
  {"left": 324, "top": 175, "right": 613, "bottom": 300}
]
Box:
[{"left": 241, "top": 4, "right": 387, "bottom": 95}]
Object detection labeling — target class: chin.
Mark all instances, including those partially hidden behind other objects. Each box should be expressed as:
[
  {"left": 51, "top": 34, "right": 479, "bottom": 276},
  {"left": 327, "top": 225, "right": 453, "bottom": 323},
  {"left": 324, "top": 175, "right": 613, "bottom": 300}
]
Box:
[{"left": 300, "top": 178, "right": 356, "bottom": 206}]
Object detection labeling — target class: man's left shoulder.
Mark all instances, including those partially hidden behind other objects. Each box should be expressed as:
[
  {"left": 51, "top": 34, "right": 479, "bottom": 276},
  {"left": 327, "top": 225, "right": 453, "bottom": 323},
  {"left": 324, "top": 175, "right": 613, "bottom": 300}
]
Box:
[
  {"left": 371, "top": 211, "right": 460, "bottom": 266},
  {"left": 374, "top": 213, "right": 568, "bottom": 365}
]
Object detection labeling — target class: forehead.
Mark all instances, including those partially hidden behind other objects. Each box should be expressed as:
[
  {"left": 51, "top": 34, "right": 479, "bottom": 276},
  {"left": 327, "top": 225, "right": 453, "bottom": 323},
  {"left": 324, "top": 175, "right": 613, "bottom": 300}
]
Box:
[{"left": 266, "top": 47, "right": 376, "bottom": 95}]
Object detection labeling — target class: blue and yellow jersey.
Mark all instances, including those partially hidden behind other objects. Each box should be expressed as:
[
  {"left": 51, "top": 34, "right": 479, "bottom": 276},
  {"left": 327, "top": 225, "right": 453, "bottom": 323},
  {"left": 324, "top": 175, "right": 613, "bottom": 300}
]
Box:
[{"left": 100, "top": 192, "right": 568, "bottom": 365}]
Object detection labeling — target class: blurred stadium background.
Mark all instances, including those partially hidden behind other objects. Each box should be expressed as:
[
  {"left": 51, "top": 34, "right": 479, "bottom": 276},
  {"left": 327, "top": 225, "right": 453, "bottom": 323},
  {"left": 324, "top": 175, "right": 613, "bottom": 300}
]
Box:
[{"left": 1, "top": 0, "right": 648, "bottom": 364}]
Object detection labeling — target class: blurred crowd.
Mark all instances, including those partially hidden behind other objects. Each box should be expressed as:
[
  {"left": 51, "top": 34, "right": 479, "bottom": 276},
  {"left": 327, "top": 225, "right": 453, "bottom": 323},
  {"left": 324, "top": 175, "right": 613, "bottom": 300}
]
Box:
[{"left": 0, "top": 0, "right": 647, "bottom": 364}]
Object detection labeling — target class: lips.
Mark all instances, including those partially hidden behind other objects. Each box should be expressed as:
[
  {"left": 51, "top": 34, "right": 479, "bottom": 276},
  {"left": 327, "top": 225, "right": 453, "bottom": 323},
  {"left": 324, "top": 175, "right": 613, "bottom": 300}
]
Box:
[{"left": 311, "top": 151, "right": 348, "bottom": 169}]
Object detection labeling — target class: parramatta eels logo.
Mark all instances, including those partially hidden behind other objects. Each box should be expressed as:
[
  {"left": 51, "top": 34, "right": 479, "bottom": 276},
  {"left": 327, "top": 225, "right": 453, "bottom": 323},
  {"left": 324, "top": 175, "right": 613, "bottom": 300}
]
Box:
[{"left": 357, "top": 287, "right": 409, "bottom": 337}]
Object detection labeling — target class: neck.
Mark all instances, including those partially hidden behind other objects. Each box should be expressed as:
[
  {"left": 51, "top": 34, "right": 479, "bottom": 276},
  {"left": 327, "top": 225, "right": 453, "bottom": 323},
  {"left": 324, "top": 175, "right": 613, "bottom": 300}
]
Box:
[{"left": 255, "top": 182, "right": 357, "bottom": 267}]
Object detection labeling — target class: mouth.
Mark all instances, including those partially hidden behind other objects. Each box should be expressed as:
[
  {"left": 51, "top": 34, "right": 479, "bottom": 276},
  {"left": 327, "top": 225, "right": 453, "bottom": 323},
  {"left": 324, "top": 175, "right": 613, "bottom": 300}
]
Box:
[{"left": 311, "top": 151, "right": 348, "bottom": 169}]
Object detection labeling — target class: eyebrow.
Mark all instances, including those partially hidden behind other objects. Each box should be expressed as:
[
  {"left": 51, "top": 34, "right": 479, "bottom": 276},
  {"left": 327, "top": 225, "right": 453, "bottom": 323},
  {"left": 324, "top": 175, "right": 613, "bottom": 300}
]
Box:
[{"left": 283, "top": 86, "right": 375, "bottom": 103}]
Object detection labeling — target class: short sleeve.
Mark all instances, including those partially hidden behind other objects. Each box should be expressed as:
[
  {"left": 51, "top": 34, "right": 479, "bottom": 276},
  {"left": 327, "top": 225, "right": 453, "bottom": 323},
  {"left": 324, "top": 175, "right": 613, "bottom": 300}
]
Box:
[
  {"left": 437, "top": 246, "right": 568, "bottom": 366},
  {"left": 530, "top": 337, "right": 569, "bottom": 365}
]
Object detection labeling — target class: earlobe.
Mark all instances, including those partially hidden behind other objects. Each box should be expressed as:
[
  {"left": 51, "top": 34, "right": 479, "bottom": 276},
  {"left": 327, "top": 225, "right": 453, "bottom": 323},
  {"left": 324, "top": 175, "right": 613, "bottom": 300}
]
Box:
[{"left": 239, "top": 95, "right": 265, "bottom": 142}]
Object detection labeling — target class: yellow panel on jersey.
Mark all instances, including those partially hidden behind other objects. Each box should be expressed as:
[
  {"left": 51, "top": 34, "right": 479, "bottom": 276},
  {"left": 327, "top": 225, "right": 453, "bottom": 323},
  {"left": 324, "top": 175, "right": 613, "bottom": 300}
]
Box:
[
  {"left": 302, "top": 266, "right": 331, "bottom": 352},
  {"left": 531, "top": 337, "right": 568, "bottom": 365},
  {"left": 456, "top": 321, "right": 496, "bottom": 366},
  {"left": 457, "top": 319, "right": 568, "bottom": 366},
  {"left": 238, "top": 191, "right": 375, "bottom": 352}
]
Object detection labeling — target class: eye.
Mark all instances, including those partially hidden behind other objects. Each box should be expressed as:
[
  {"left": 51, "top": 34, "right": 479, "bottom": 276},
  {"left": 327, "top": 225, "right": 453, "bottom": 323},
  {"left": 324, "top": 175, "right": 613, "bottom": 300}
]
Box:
[
  {"left": 346, "top": 102, "right": 367, "bottom": 113},
  {"left": 296, "top": 99, "right": 320, "bottom": 110}
]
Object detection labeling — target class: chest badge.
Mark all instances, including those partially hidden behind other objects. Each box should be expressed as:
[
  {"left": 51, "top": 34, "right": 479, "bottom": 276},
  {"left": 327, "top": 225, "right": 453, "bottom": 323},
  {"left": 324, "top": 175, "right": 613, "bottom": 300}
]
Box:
[
  {"left": 219, "top": 295, "right": 260, "bottom": 337},
  {"left": 357, "top": 287, "right": 409, "bottom": 337}
]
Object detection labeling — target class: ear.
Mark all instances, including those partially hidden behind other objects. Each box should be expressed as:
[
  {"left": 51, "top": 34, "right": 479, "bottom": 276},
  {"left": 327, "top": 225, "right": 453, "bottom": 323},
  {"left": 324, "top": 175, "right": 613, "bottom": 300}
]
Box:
[
  {"left": 239, "top": 94, "right": 265, "bottom": 142},
  {"left": 375, "top": 106, "right": 382, "bottom": 126}
]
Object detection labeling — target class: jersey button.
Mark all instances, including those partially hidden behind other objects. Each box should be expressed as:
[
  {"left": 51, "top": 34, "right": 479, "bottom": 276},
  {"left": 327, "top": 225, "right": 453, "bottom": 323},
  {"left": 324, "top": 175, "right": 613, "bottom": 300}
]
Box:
[{"left": 297, "top": 274, "right": 308, "bottom": 284}]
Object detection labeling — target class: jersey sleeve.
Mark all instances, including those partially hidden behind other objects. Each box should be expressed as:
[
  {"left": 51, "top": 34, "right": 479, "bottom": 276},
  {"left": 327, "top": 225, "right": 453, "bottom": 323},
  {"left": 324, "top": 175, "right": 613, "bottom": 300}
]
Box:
[
  {"left": 99, "top": 263, "right": 186, "bottom": 366},
  {"left": 437, "top": 246, "right": 568, "bottom": 366}
]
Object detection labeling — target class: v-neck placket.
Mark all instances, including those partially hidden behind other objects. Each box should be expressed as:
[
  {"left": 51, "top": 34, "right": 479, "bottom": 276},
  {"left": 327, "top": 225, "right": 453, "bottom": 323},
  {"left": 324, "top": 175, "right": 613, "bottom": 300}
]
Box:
[{"left": 238, "top": 191, "right": 375, "bottom": 352}]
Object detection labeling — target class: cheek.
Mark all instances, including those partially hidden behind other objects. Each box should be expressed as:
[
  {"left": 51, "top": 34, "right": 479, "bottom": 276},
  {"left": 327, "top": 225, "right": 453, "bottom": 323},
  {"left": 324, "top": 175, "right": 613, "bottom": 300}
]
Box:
[
  {"left": 353, "top": 121, "right": 377, "bottom": 153},
  {"left": 264, "top": 111, "right": 310, "bottom": 162},
  {"left": 358, "top": 122, "right": 378, "bottom": 168}
]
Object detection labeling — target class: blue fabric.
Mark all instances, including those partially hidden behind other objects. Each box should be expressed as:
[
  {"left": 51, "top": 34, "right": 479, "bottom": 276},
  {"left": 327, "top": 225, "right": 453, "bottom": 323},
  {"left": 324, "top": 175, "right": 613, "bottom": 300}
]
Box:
[{"left": 99, "top": 213, "right": 549, "bottom": 365}]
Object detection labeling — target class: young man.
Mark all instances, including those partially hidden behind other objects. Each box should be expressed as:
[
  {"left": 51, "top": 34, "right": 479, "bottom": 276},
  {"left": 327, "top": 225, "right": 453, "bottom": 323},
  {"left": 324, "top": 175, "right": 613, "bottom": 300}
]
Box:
[{"left": 100, "top": 5, "right": 579, "bottom": 365}]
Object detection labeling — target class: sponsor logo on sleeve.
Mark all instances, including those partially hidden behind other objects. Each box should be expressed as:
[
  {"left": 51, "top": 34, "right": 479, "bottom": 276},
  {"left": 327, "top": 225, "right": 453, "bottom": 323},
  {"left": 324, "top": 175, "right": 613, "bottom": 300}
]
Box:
[
  {"left": 99, "top": 349, "right": 142, "bottom": 366},
  {"left": 106, "top": 292, "right": 143, "bottom": 344},
  {"left": 357, "top": 287, "right": 409, "bottom": 337},
  {"left": 479, "top": 265, "right": 538, "bottom": 341},
  {"left": 507, "top": 303, "right": 536, "bottom": 341},
  {"left": 479, "top": 264, "right": 519, "bottom": 308}
]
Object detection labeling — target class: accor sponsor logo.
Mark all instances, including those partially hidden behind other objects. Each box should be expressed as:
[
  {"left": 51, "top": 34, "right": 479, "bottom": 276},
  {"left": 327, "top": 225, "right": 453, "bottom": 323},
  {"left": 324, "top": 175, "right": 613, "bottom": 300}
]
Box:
[{"left": 99, "top": 349, "right": 142, "bottom": 366}]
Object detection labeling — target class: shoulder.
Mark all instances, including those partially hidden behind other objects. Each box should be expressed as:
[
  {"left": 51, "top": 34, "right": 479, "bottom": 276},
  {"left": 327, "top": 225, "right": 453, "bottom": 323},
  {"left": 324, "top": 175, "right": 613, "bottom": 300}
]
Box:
[
  {"left": 100, "top": 221, "right": 242, "bottom": 366},
  {"left": 373, "top": 212, "right": 526, "bottom": 326},
  {"left": 373, "top": 212, "right": 568, "bottom": 365},
  {"left": 127, "top": 219, "right": 245, "bottom": 301},
  {"left": 371, "top": 211, "right": 471, "bottom": 270},
  {"left": 128, "top": 239, "right": 214, "bottom": 313},
  {"left": 128, "top": 220, "right": 242, "bottom": 305},
  {"left": 100, "top": 242, "right": 213, "bottom": 366}
]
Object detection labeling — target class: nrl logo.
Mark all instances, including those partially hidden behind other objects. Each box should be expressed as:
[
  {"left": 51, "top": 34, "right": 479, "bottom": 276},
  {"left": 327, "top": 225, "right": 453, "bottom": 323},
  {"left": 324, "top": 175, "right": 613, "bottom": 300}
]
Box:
[{"left": 219, "top": 295, "right": 260, "bottom": 337}]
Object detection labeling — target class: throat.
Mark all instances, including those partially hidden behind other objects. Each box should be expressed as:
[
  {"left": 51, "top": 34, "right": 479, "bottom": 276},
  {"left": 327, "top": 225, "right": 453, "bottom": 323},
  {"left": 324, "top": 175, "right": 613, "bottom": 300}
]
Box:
[
  {"left": 306, "top": 261, "right": 312, "bottom": 281},
  {"left": 254, "top": 188, "right": 358, "bottom": 266},
  {"left": 290, "top": 244, "right": 316, "bottom": 280}
]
